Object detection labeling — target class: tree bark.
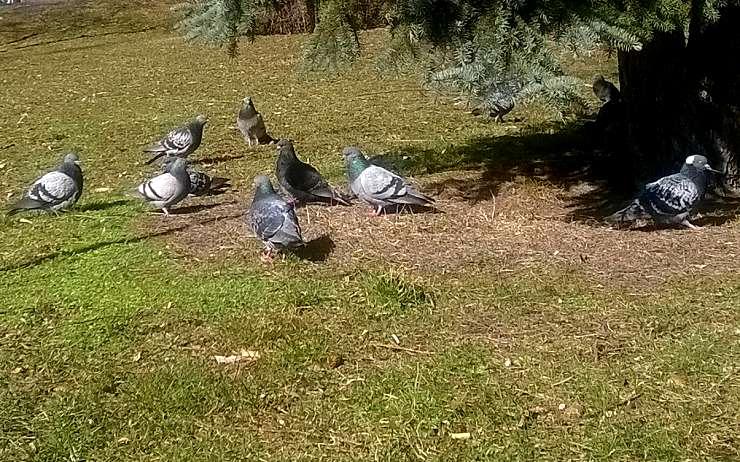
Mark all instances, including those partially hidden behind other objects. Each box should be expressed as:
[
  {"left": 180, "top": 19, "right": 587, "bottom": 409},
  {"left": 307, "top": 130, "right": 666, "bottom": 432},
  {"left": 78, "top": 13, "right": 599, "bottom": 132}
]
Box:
[{"left": 616, "top": 4, "right": 740, "bottom": 195}]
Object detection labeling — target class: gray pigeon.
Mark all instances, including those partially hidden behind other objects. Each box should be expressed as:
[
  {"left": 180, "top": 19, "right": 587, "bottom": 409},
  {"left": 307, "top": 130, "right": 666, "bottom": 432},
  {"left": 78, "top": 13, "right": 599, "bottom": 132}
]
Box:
[
  {"left": 275, "top": 139, "right": 350, "bottom": 206},
  {"left": 144, "top": 115, "right": 207, "bottom": 165},
  {"left": 607, "top": 155, "right": 721, "bottom": 229},
  {"left": 342, "top": 147, "right": 435, "bottom": 215},
  {"left": 135, "top": 157, "right": 191, "bottom": 216},
  {"left": 592, "top": 75, "right": 621, "bottom": 103},
  {"left": 472, "top": 80, "right": 520, "bottom": 122},
  {"left": 7, "top": 153, "right": 83, "bottom": 215},
  {"left": 161, "top": 157, "right": 230, "bottom": 196},
  {"left": 237, "top": 97, "right": 274, "bottom": 146},
  {"left": 248, "top": 175, "right": 304, "bottom": 261}
]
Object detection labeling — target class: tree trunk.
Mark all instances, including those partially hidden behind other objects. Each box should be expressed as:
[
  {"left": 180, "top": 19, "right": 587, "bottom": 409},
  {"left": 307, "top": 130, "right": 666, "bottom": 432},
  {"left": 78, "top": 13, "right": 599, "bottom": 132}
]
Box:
[
  {"left": 305, "top": 0, "right": 318, "bottom": 33},
  {"left": 617, "top": 4, "right": 740, "bottom": 196}
]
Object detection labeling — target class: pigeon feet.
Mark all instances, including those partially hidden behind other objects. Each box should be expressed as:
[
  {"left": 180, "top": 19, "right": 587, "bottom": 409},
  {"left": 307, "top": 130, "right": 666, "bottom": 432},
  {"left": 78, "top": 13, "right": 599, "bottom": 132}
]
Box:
[
  {"left": 681, "top": 220, "right": 703, "bottom": 230},
  {"left": 259, "top": 249, "right": 276, "bottom": 264},
  {"left": 367, "top": 206, "right": 384, "bottom": 217}
]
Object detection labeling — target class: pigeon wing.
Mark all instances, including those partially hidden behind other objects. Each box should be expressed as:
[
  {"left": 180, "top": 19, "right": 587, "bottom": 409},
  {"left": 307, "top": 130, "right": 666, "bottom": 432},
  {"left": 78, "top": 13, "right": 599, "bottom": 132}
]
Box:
[
  {"left": 358, "top": 165, "right": 410, "bottom": 202},
  {"left": 251, "top": 201, "right": 286, "bottom": 240},
  {"left": 137, "top": 173, "right": 178, "bottom": 202},
  {"left": 161, "top": 126, "right": 193, "bottom": 153},
  {"left": 643, "top": 175, "right": 700, "bottom": 215},
  {"left": 27, "top": 171, "right": 77, "bottom": 207},
  {"left": 287, "top": 162, "right": 334, "bottom": 198}
]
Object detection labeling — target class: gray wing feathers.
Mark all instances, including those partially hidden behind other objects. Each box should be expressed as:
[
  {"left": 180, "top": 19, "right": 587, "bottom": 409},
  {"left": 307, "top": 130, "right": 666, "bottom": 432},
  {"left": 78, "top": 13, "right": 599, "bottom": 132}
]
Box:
[
  {"left": 251, "top": 200, "right": 302, "bottom": 248},
  {"left": 358, "top": 166, "right": 434, "bottom": 206},
  {"left": 643, "top": 176, "right": 699, "bottom": 215}
]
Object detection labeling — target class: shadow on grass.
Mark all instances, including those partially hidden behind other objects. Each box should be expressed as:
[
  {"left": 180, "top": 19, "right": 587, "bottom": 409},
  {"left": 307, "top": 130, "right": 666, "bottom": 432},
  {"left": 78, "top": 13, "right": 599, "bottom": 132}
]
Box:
[
  {"left": 0, "top": 212, "right": 242, "bottom": 272},
  {"left": 377, "top": 121, "right": 740, "bottom": 224},
  {"left": 293, "top": 234, "right": 335, "bottom": 262},
  {"left": 193, "top": 153, "right": 245, "bottom": 165}
]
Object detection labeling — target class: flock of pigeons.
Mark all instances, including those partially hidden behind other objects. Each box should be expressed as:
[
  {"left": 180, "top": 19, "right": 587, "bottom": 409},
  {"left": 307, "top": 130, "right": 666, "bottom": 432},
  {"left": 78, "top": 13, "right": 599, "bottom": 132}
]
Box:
[
  {"left": 6, "top": 97, "right": 435, "bottom": 261},
  {"left": 6, "top": 85, "right": 724, "bottom": 261}
]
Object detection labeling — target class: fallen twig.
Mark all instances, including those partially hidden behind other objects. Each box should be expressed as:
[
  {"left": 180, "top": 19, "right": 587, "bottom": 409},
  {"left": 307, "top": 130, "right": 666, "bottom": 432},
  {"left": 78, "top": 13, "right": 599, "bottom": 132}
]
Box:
[{"left": 370, "top": 342, "right": 434, "bottom": 355}]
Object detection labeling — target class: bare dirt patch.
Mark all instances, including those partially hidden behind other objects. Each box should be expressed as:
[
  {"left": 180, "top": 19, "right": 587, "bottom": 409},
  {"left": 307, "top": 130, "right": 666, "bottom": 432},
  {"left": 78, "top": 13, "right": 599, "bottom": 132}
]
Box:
[{"left": 138, "top": 169, "right": 740, "bottom": 288}]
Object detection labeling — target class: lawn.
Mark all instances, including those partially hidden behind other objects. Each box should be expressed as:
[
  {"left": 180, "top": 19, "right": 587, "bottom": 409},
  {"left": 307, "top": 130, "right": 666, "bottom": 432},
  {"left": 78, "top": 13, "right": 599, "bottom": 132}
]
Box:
[{"left": 1, "top": 1, "right": 739, "bottom": 460}]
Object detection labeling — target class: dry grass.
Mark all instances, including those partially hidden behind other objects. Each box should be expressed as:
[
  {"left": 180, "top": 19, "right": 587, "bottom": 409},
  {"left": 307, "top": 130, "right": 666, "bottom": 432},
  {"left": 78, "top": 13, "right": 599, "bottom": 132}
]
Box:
[
  {"left": 1, "top": 1, "right": 739, "bottom": 460},
  {"left": 141, "top": 172, "right": 740, "bottom": 289}
]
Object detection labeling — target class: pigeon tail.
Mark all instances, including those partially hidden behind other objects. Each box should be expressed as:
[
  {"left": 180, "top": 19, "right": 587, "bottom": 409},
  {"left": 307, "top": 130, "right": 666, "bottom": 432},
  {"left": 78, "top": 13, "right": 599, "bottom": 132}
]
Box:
[
  {"left": 606, "top": 199, "right": 647, "bottom": 224},
  {"left": 209, "top": 177, "right": 231, "bottom": 191},
  {"left": 7, "top": 197, "right": 48, "bottom": 215}
]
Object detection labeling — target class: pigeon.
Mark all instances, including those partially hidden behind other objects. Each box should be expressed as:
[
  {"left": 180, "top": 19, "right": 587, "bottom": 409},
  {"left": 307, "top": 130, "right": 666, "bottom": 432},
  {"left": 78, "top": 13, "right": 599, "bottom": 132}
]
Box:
[
  {"left": 592, "top": 75, "right": 621, "bottom": 103},
  {"left": 7, "top": 153, "right": 83, "bottom": 215},
  {"left": 135, "top": 157, "right": 191, "bottom": 216},
  {"left": 607, "top": 155, "right": 721, "bottom": 229},
  {"left": 472, "top": 80, "right": 520, "bottom": 122},
  {"left": 275, "top": 139, "right": 350, "bottom": 206},
  {"left": 143, "top": 115, "right": 207, "bottom": 165},
  {"left": 247, "top": 175, "right": 304, "bottom": 261},
  {"left": 237, "top": 97, "right": 274, "bottom": 146},
  {"left": 161, "top": 157, "right": 230, "bottom": 196},
  {"left": 342, "top": 147, "right": 435, "bottom": 215}
]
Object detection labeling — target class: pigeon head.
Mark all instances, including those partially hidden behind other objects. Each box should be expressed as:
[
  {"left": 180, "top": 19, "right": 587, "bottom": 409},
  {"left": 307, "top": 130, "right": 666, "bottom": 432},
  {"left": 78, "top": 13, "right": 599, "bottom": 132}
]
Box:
[
  {"left": 243, "top": 96, "right": 255, "bottom": 108},
  {"left": 684, "top": 155, "right": 721, "bottom": 174},
  {"left": 253, "top": 175, "right": 276, "bottom": 194},
  {"left": 593, "top": 75, "right": 605, "bottom": 85},
  {"left": 194, "top": 114, "right": 207, "bottom": 126},
  {"left": 342, "top": 146, "right": 366, "bottom": 162},
  {"left": 276, "top": 139, "right": 297, "bottom": 158},
  {"left": 63, "top": 153, "right": 80, "bottom": 165},
  {"left": 342, "top": 147, "right": 370, "bottom": 180}
]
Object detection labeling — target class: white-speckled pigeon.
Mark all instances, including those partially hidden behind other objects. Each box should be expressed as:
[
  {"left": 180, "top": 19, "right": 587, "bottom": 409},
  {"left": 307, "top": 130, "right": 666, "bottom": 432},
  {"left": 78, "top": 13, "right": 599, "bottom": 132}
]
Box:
[
  {"left": 136, "top": 157, "right": 191, "bottom": 216},
  {"left": 144, "top": 115, "right": 207, "bottom": 165},
  {"left": 342, "top": 147, "right": 435, "bottom": 215},
  {"left": 161, "top": 157, "right": 230, "bottom": 196},
  {"left": 237, "top": 97, "right": 274, "bottom": 146},
  {"left": 592, "top": 75, "right": 621, "bottom": 103},
  {"left": 275, "top": 139, "right": 350, "bottom": 206},
  {"left": 7, "top": 153, "right": 83, "bottom": 215},
  {"left": 248, "top": 175, "right": 303, "bottom": 261},
  {"left": 607, "top": 155, "right": 721, "bottom": 229}
]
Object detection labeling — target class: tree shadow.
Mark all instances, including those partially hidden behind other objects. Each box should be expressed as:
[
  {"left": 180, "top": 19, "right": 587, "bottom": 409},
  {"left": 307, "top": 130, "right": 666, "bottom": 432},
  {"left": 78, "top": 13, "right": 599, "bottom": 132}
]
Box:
[
  {"left": 0, "top": 212, "right": 238, "bottom": 272},
  {"left": 375, "top": 120, "right": 739, "bottom": 225},
  {"left": 293, "top": 234, "right": 335, "bottom": 262}
]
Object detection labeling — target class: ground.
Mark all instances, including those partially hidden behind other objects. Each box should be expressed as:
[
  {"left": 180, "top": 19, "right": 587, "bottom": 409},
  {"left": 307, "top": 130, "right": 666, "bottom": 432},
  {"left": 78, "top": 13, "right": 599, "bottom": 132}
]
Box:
[{"left": 1, "top": 1, "right": 739, "bottom": 461}]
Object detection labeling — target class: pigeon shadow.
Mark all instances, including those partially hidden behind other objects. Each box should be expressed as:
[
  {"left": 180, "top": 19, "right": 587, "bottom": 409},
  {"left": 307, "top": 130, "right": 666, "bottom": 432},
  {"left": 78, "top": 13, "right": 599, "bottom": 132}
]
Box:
[
  {"left": 192, "top": 154, "right": 245, "bottom": 166},
  {"left": 292, "top": 234, "right": 335, "bottom": 262},
  {"left": 169, "top": 202, "right": 230, "bottom": 215},
  {"left": 77, "top": 199, "right": 130, "bottom": 213}
]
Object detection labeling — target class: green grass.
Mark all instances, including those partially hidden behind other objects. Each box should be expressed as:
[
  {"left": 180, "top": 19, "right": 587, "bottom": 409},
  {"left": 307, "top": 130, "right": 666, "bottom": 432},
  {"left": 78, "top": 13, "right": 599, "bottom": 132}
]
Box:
[{"left": 1, "top": 2, "right": 739, "bottom": 460}]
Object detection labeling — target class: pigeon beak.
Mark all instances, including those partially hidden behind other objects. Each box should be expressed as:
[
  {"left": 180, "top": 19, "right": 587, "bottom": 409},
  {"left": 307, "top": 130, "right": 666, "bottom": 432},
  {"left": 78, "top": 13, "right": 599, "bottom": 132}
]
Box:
[
  {"left": 74, "top": 160, "right": 82, "bottom": 165},
  {"left": 705, "top": 164, "right": 722, "bottom": 174}
]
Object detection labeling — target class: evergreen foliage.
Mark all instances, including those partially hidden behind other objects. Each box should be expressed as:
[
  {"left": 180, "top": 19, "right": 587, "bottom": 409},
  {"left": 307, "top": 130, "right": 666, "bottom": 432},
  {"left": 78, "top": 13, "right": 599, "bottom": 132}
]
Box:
[
  {"left": 174, "top": 0, "right": 739, "bottom": 117},
  {"left": 301, "top": 1, "right": 361, "bottom": 73},
  {"left": 173, "top": 0, "right": 274, "bottom": 56}
]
